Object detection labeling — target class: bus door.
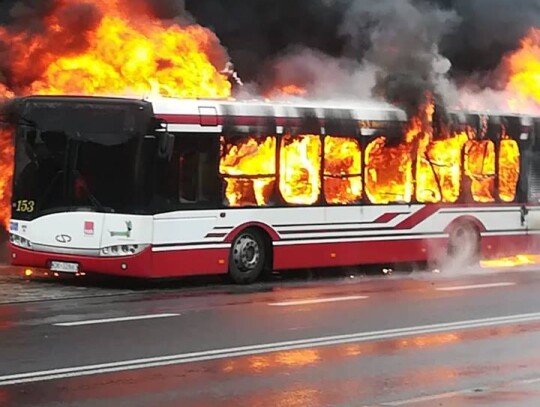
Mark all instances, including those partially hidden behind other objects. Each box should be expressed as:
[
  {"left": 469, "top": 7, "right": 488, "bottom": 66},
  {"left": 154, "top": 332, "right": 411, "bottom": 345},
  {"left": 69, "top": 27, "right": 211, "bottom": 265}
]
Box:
[
  {"left": 152, "top": 133, "right": 222, "bottom": 245},
  {"left": 524, "top": 118, "right": 540, "bottom": 234}
]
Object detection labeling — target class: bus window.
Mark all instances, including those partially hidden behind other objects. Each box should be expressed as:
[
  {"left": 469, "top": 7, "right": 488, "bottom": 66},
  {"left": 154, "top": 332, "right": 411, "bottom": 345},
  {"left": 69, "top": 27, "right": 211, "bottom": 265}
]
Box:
[
  {"left": 365, "top": 136, "right": 413, "bottom": 204},
  {"left": 498, "top": 121, "right": 521, "bottom": 203},
  {"left": 177, "top": 135, "right": 221, "bottom": 207},
  {"left": 464, "top": 140, "right": 496, "bottom": 203},
  {"left": 279, "top": 134, "right": 322, "bottom": 205},
  {"left": 324, "top": 136, "right": 362, "bottom": 204},
  {"left": 499, "top": 138, "right": 520, "bottom": 202},
  {"left": 220, "top": 135, "right": 276, "bottom": 207},
  {"left": 416, "top": 134, "right": 468, "bottom": 204}
]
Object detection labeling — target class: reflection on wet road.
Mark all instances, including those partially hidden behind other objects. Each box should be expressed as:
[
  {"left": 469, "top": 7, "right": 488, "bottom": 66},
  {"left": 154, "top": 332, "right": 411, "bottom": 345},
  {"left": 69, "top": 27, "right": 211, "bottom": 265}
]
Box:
[{"left": 1, "top": 268, "right": 540, "bottom": 406}]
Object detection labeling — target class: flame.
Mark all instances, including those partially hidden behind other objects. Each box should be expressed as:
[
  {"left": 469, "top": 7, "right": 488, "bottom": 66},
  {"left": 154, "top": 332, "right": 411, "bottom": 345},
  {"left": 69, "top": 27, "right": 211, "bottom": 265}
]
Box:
[
  {"left": 507, "top": 28, "right": 540, "bottom": 105},
  {"left": 481, "top": 254, "right": 538, "bottom": 268},
  {"left": 0, "top": 128, "right": 14, "bottom": 229},
  {"left": 365, "top": 97, "right": 519, "bottom": 205},
  {"left": 464, "top": 140, "right": 496, "bottom": 203},
  {"left": 499, "top": 136, "right": 520, "bottom": 202},
  {"left": 220, "top": 136, "right": 276, "bottom": 207},
  {"left": 324, "top": 136, "right": 362, "bottom": 204},
  {"left": 280, "top": 135, "right": 322, "bottom": 205},
  {"left": 0, "top": 0, "right": 232, "bottom": 229},
  {"left": 365, "top": 137, "right": 413, "bottom": 204},
  {"left": 272, "top": 84, "right": 308, "bottom": 98},
  {"left": 0, "top": 0, "right": 231, "bottom": 98},
  {"left": 416, "top": 133, "right": 470, "bottom": 203}
]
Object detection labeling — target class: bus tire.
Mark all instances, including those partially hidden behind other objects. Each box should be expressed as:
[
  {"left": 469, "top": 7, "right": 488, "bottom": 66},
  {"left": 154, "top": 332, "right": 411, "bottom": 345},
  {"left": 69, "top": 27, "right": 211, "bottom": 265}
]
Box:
[
  {"left": 229, "top": 229, "right": 266, "bottom": 284},
  {"left": 447, "top": 222, "right": 481, "bottom": 267}
]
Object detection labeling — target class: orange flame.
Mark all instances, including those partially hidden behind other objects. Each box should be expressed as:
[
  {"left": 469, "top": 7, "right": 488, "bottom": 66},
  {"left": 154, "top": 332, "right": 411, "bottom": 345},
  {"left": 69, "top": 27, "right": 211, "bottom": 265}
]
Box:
[
  {"left": 464, "top": 140, "right": 496, "bottom": 203},
  {"left": 481, "top": 254, "right": 538, "bottom": 269},
  {"left": 265, "top": 84, "right": 308, "bottom": 99},
  {"left": 280, "top": 135, "right": 322, "bottom": 205},
  {"left": 499, "top": 136, "right": 521, "bottom": 202},
  {"left": 365, "top": 137, "right": 413, "bottom": 204},
  {"left": 366, "top": 97, "right": 518, "bottom": 205},
  {"left": 0, "top": 0, "right": 232, "bottom": 229},
  {"left": 507, "top": 28, "right": 540, "bottom": 105},
  {"left": 220, "top": 136, "right": 276, "bottom": 207},
  {"left": 0, "top": 0, "right": 231, "bottom": 98},
  {"left": 0, "top": 128, "right": 14, "bottom": 229},
  {"left": 416, "top": 133, "right": 470, "bottom": 203},
  {"left": 324, "top": 136, "right": 363, "bottom": 204},
  {"left": 216, "top": 98, "right": 520, "bottom": 215}
]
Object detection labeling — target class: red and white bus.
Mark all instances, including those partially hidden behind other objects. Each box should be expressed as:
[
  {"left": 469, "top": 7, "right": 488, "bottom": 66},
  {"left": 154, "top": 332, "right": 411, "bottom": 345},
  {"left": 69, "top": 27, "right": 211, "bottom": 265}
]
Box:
[{"left": 7, "top": 95, "right": 540, "bottom": 283}]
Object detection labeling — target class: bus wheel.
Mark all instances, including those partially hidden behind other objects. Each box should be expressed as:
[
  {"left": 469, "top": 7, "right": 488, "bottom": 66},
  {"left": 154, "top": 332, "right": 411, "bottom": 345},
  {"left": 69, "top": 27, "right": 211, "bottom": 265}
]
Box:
[
  {"left": 229, "top": 229, "right": 266, "bottom": 284},
  {"left": 447, "top": 222, "right": 481, "bottom": 267}
]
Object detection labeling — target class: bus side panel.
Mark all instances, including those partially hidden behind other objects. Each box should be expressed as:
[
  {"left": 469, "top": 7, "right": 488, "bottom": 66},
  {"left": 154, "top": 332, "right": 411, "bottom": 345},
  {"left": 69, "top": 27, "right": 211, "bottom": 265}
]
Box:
[
  {"left": 272, "top": 234, "right": 531, "bottom": 270},
  {"left": 151, "top": 247, "right": 229, "bottom": 277},
  {"left": 273, "top": 238, "right": 447, "bottom": 270}
]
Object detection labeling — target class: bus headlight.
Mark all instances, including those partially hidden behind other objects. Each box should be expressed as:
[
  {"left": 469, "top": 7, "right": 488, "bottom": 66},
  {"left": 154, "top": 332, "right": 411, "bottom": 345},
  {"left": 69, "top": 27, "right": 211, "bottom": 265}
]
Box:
[
  {"left": 100, "top": 244, "right": 148, "bottom": 257},
  {"left": 10, "top": 234, "right": 32, "bottom": 249}
]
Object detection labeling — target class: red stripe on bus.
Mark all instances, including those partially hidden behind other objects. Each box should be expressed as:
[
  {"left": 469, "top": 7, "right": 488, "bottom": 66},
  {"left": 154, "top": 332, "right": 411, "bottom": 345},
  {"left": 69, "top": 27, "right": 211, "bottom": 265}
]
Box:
[
  {"left": 374, "top": 212, "right": 404, "bottom": 224},
  {"left": 394, "top": 206, "right": 441, "bottom": 230}
]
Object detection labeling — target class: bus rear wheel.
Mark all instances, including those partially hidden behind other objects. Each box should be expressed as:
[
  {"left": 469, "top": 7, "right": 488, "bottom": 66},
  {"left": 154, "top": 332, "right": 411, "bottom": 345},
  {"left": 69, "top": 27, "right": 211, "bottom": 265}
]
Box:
[
  {"left": 229, "top": 229, "right": 266, "bottom": 284},
  {"left": 447, "top": 222, "right": 481, "bottom": 268}
]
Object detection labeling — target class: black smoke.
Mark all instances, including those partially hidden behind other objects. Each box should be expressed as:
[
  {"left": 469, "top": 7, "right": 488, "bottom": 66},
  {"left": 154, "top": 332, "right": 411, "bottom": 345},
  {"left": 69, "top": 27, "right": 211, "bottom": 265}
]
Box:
[
  {"left": 185, "top": 0, "right": 540, "bottom": 79},
  {"left": 2, "top": 0, "right": 540, "bottom": 109},
  {"left": 185, "top": 0, "right": 540, "bottom": 110}
]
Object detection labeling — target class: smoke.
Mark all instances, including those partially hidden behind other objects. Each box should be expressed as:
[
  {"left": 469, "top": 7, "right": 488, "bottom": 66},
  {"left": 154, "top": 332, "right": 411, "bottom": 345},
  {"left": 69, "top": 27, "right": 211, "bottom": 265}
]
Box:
[
  {"left": 439, "top": 0, "right": 540, "bottom": 77},
  {"left": 337, "top": 0, "right": 459, "bottom": 113},
  {"left": 143, "top": 0, "right": 187, "bottom": 19},
  {"left": 262, "top": 48, "right": 376, "bottom": 101},
  {"left": 1, "top": 0, "right": 540, "bottom": 111},
  {"left": 185, "top": 0, "right": 540, "bottom": 112}
]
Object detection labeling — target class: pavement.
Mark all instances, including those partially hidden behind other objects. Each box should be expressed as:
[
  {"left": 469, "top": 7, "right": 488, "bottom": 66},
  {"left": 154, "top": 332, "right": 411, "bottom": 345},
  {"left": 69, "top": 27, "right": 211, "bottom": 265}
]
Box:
[
  {"left": 1, "top": 265, "right": 540, "bottom": 406},
  {"left": 0, "top": 265, "right": 139, "bottom": 303}
]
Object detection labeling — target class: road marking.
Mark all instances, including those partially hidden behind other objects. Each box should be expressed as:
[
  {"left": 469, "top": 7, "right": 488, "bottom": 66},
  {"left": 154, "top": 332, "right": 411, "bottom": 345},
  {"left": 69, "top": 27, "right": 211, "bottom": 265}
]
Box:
[
  {"left": 381, "top": 390, "right": 476, "bottom": 406},
  {"left": 380, "top": 375, "right": 540, "bottom": 405},
  {"left": 436, "top": 282, "right": 516, "bottom": 292},
  {"left": 4, "top": 311, "right": 540, "bottom": 386},
  {"left": 53, "top": 313, "right": 180, "bottom": 327},
  {"left": 268, "top": 295, "right": 368, "bottom": 306}
]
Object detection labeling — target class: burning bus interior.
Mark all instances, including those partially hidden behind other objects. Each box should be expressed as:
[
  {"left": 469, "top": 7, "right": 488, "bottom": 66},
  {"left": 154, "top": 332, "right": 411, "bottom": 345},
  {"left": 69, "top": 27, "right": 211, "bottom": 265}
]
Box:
[{"left": 213, "top": 104, "right": 526, "bottom": 210}]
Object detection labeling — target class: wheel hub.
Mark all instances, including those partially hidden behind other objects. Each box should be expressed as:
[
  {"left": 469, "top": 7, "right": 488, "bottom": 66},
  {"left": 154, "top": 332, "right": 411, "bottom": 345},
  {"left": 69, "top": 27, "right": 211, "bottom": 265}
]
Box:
[{"left": 233, "top": 235, "right": 261, "bottom": 272}]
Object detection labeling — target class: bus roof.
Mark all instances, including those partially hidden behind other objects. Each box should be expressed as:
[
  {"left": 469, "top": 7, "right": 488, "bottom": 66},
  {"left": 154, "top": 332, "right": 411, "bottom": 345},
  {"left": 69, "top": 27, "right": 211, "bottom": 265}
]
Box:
[
  {"left": 11, "top": 95, "right": 540, "bottom": 123},
  {"left": 147, "top": 96, "right": 409, "bottom": 122}
]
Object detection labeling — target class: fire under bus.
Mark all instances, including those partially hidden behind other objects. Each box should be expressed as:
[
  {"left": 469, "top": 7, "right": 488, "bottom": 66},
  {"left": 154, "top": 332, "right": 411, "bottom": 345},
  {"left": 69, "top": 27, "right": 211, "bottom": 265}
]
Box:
[{"left": 7, "top": 95, "right": 540, "bottom": 283}]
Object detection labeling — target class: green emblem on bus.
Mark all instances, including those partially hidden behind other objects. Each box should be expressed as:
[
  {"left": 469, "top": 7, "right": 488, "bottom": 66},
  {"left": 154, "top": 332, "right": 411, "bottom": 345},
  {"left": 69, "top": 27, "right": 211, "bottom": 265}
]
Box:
[{"left": 110, "top": 221, "right": 133, "bottom": 238}]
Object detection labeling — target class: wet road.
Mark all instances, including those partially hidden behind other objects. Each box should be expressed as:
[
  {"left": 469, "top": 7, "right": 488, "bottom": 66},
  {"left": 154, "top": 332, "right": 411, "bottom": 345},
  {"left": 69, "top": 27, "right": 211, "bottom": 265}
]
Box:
[{"left": 1, "top": 268, "right": 540, "bottom": 406}]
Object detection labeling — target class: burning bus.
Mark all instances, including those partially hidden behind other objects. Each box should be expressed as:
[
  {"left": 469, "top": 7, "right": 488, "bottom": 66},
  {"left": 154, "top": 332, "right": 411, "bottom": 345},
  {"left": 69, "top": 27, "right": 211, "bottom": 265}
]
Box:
[{"left": 6, "top": 94, "right": 540, "bottom": 283}]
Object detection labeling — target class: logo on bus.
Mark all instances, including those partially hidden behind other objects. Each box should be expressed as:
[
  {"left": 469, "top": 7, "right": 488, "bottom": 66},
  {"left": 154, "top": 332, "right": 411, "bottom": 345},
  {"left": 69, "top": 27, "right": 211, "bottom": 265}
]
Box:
[
  {"left": 109, "top": 221, "right": 133, "bottom": 238},
  {"left": 84, "top": 221, "right": 95, "bottom": 236},
  {"left": 55, "top": 234, "right": 72, "bottom": 244}
]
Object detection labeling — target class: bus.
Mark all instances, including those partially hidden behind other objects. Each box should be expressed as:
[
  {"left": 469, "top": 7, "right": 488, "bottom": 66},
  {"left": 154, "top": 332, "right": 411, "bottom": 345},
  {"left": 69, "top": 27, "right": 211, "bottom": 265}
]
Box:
[{"left": 6, "top": 95, "right": 540, "bottom": 284}]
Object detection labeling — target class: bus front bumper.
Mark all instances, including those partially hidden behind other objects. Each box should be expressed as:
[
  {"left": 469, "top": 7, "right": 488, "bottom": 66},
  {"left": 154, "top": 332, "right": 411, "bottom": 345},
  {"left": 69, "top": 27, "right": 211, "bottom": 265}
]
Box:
[{"left": 9, "top": 244, "right": 153, "bottom": 278}]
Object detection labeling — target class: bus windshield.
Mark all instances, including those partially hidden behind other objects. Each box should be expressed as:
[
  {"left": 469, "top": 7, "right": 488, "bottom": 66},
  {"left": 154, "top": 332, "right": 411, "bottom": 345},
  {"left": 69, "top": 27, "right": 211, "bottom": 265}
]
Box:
[{"left": 10, "top": 98, "right": 154, "bottom": 220}]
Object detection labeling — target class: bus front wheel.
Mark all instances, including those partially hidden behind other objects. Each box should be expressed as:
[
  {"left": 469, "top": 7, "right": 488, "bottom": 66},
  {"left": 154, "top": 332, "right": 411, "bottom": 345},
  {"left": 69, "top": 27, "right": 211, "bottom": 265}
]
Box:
[{"left": 229, "top": 229, "right": 266, "bottom": 284}]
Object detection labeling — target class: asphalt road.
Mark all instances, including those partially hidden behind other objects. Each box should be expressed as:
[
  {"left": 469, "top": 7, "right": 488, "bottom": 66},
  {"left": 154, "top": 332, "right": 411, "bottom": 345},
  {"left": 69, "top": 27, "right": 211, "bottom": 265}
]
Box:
[{"left": 1, "top": 267, "right": 540, "bottom": 406}]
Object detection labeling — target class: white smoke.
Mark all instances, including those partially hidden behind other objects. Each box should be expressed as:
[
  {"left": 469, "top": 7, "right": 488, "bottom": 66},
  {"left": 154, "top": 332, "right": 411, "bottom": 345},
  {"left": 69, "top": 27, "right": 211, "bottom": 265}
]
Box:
[{"left": 266, "top": 48, "right": 377, "bottom": 101}]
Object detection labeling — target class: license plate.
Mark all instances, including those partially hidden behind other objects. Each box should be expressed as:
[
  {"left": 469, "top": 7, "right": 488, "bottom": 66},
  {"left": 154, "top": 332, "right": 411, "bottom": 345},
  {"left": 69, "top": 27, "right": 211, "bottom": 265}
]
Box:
[{"left": 50, "top": 261, "right": 79, "bottom": 274}]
